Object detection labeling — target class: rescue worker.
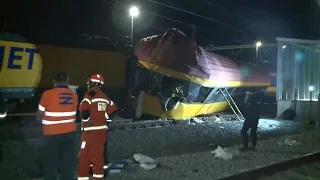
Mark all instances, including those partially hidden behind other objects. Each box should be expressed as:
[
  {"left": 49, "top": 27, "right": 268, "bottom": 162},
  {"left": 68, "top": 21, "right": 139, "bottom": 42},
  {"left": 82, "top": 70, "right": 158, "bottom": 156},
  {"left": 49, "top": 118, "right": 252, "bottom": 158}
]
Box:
[
  {"left": 240, "top": 88, "right": 260, "bottom": 151},
  {"left": 36, "top": 72, "right": 78, "bottom": 180},
  {"left": 0, "top": 92, "right": 7, "bottom": 162},
  {"left": 78, "top": 74, "right": 117, "bottom": 180},
  {"left": 85, "top": 77, "right": 117, "bottom": 175}
]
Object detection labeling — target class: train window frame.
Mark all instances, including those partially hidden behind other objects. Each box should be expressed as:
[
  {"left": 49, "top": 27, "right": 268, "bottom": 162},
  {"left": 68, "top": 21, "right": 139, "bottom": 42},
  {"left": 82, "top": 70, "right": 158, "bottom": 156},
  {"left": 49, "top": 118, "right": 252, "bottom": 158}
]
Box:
[
  {"left": 205, "top": 90, "right": 220, "bottom": 103},
  {"left": 192, "top": 86, "right": 213, "bottom": 103},
  {"left": 214, "top": 88, "right": 235, "bottom": 102}
]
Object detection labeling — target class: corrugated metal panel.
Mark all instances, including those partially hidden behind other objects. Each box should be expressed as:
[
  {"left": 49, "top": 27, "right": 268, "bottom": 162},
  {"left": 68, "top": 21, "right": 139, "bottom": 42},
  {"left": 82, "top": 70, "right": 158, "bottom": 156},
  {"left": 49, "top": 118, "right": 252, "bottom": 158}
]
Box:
[{"left": 277, "top": 39, "right": 320, "bottom": 100}]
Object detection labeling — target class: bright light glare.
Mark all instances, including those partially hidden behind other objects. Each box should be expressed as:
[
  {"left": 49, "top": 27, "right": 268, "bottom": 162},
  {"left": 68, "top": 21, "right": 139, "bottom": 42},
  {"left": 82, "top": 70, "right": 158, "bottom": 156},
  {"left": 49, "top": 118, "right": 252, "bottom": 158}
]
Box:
[
  {"left": 256, "top": 41, "right": 262, "bottom": 47},
  {"left": 129, "top": 6, "right": 139, "bottom": 17},
  {"left": 282, "top": 45, "right": 286, "bottom": 49},
  {"left": 309, "top": 86, "right": 314, "bottom": 92}
]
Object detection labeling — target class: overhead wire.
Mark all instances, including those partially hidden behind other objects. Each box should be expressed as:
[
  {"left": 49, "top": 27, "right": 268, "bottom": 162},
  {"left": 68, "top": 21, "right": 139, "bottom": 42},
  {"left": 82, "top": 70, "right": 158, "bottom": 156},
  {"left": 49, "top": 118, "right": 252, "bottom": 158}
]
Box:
[
  {"left": 148, "top": 0, "right": 249, "bottom": 35},
  {"left": 98, "top": 0, "right": 234, "bottom": 39},
  {"left": 201, "top": 0, "right": 223, "bottom": 9},
  {"left": 201, "top": 0, "right": 248, "bottom": 35},
  {"left": 148, "top": 0, "right": 228, "bottom": 26}
]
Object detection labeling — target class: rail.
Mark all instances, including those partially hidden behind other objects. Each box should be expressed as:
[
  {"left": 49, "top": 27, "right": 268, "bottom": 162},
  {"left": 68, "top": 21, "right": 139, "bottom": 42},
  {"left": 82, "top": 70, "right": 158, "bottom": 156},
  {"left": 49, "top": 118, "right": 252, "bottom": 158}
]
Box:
[{"left": 219, "top": 151, "right": 320, "bottom": 180}]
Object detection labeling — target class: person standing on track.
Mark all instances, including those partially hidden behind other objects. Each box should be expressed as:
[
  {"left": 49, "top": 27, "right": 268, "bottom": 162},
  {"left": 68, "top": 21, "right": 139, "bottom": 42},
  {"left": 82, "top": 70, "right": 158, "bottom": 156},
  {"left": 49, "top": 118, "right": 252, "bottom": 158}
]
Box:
[
  {"left": 77, "top": 74, "right": 117, "bottom": 180},
  {"left": 240, "top": 88, "right": 260, "bottom": 151},
  {"left": 36, "top": 72, "right": 78, "bottom": 180}
]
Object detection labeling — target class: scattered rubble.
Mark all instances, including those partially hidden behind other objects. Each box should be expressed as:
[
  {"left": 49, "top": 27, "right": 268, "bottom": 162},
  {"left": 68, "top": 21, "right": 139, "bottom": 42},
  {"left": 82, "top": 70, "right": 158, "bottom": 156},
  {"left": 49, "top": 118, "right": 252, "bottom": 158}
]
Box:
[
  {"left": 278, "top": 138, "right": 303, "bottom": 146},
  {"left": 133, "top": 153, "right": 158, "bottom": 170},
  {"left": 211, "top": 146, "right": 234, "bottom": 160}
]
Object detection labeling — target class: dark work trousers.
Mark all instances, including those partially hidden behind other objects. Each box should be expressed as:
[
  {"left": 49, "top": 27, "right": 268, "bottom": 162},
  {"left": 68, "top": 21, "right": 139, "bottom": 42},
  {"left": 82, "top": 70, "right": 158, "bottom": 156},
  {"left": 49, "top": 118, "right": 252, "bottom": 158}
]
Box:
[
  {"left": 241, "top": 120, "right": 258, "bottom": 148},
  {"left": 40, "top": 131, "right": 76, "bottom": 180}
]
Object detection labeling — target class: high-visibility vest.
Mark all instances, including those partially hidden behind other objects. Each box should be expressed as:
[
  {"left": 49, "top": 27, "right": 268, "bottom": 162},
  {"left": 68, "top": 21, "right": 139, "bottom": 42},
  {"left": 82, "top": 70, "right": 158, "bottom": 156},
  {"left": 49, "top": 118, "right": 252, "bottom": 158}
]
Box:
[
  {"left": 38, "top": 85, "right": 78, "bottom": 135},
  {"left": 79, "top": 87, "right": 117, "bottom": 132}
]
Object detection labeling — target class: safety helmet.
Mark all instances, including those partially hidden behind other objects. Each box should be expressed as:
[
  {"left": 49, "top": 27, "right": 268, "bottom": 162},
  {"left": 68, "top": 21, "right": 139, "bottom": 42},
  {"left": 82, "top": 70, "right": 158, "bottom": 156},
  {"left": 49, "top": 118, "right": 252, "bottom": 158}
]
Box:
[{"left": 88, "top": 74, "right": 104, "bottom": 89}]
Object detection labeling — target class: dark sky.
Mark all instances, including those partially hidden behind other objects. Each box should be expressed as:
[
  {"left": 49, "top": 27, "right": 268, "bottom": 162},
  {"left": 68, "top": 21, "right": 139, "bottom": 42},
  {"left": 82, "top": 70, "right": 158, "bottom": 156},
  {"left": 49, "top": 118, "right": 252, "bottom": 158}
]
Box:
[{"left": 1, "top": 0, "right": 319, "bottom": 46}]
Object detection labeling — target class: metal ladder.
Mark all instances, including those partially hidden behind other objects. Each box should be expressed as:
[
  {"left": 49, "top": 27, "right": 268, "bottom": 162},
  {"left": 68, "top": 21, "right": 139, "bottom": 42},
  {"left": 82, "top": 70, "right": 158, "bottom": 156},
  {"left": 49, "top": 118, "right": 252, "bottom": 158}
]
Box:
[{"left": 219, "top": 88, "right": 244, "bottom": 121}]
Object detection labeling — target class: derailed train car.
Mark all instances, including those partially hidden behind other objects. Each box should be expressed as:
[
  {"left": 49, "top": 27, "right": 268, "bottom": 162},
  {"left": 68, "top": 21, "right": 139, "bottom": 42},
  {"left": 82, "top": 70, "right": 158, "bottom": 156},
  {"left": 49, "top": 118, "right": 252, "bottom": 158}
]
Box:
[{"left": 130, "top": 28, "right": 271, "bottom": 120}]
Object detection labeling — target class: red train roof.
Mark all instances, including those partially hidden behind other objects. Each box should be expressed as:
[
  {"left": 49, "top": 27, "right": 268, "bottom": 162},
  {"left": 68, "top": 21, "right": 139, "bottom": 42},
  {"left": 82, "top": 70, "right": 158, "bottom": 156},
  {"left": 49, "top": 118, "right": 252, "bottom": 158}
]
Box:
[{"left": 135, "top": 28, "right": 270, "bottom": 87}]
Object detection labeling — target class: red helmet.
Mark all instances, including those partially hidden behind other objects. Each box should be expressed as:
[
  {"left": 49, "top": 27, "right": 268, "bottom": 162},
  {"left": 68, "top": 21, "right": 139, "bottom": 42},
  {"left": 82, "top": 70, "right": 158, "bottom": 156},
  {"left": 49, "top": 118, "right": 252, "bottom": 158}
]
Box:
[{"left": 90, "top": 74, "right": 104, "bottom": 85}]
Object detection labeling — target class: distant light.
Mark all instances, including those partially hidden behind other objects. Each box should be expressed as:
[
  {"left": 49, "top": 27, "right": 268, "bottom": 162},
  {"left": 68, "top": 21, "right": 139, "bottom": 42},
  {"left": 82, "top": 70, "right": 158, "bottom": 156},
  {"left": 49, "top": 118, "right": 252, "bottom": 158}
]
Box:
[
  {"left": 129, "top": 6, "right": 139, "bottom": 17},
  {"left": 282, "top": 45, "right": 286, "bottom": 49},
  {"left": 309, "top": 86, "right": 314, "bottom": 92},
  {"left": 256, "top": 41, "right": 262, "bottom": 47}
]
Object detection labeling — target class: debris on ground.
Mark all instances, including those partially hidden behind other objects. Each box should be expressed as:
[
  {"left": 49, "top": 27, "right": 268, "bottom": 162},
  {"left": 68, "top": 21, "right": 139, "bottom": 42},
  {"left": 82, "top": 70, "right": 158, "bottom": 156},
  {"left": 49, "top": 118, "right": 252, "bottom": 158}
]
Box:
[
  {"left": 211, "top": 146, "right": 233, "bottom": 160},
  {"left": 192, "top": 117, "right": 205, "bottom": 124},
  {"left": 109, "top": 162, "right": 126, "bottom": 170},
  {"left": 140, "top": 163, "right": 158, "bottom": 170},
  {"left": 282, "top": 138, "right": 303, "bottom": 146},
  {"left": 109, "top": 169, "right": 122, "bottom": 174},
  {"left": 133, "top": 153, "right": 158, "bottom": 170}
]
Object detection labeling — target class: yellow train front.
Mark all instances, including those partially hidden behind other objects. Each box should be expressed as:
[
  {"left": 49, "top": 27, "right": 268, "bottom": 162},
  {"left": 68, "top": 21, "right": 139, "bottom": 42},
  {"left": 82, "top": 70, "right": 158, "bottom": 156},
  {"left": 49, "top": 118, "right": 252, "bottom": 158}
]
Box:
[{"left": 130, "top": 28, "right": 271, "bottom": 120}]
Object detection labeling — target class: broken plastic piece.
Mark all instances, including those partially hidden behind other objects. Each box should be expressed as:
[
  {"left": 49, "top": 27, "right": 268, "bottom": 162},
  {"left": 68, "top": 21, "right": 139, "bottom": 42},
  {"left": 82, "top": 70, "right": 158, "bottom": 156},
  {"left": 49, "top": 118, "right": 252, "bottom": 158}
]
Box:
[
  {"left": 109, "top": 169, "right": 122, "bottom": 174},
  {"left": 284, "top": 138, "right": 302, "bottom": 146},
  {"left": 140, "top": 163, "right": 157, "bottom": 170},
  {"left": 133, "top": 153, "right": 156, "bottom": 164},
  {"left": 211, "top": 146, "right": 233, "bottom": 160},
  {"left": 108, "top": 162, "right": 126, "bottom": 170}
]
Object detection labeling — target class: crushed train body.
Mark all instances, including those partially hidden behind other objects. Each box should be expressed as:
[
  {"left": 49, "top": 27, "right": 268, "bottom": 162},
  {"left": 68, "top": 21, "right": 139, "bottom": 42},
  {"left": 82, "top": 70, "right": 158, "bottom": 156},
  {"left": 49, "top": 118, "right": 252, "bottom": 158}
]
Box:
[{"left": 130, "top": 28, "right": 271, "bottom": 119}]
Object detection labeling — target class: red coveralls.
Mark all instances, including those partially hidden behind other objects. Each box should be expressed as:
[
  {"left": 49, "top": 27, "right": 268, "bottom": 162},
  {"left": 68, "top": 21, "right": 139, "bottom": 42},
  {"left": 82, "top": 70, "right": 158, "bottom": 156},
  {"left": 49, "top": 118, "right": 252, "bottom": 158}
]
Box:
[{"left": 77, "top": 87, "right": 117, "bottom": 180}]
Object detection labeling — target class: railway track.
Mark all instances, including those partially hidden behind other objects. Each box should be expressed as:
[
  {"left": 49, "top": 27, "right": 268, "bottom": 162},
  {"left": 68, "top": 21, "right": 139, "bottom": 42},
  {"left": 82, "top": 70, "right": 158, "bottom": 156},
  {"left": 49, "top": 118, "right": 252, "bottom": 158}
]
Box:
[
  {"left": 109, "top": 119, "right": 176, "bottom": 130},
  {"left": 220, "top": 152, "right": 320, "bottom": 180},
  {"left": 4, "top": 113, "right": 238, "bottom": 131}
]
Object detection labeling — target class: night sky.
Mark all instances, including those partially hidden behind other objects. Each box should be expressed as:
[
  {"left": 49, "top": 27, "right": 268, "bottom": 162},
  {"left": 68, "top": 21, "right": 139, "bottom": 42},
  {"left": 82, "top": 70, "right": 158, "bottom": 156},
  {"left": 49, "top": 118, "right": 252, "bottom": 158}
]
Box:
[{"left": 0, "top": 0, "right": 319, "bottom": 46}]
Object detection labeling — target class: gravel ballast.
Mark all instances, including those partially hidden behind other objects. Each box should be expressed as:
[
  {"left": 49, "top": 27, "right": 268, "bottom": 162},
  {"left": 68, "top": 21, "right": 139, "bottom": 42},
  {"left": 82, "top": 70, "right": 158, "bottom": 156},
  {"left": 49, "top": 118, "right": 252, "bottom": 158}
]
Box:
[
  {"left": 0, "top": 119, "right": 313, "bottom": 179},
  {"left": 107, "top": 130, "right": 320, "bottom": 180}
]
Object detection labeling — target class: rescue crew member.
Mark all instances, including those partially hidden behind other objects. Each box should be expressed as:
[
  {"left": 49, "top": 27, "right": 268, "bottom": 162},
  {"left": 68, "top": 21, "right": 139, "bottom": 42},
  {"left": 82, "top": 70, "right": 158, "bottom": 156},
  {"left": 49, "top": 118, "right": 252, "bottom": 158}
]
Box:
[
  {"left": 78, "top": 74, "right": 117, "bottom": 180},
  {"left": 0, "top": 92, "right": 7, "bottom": 162},
  {"left": 85, "top": 77, "right": 118, "bottom": 174},
  {"left": 36, "top": 72, "right": 78, "bottom": 180},
  {"left": 240, "top": 88, "right": 260, "bottom": 151}
]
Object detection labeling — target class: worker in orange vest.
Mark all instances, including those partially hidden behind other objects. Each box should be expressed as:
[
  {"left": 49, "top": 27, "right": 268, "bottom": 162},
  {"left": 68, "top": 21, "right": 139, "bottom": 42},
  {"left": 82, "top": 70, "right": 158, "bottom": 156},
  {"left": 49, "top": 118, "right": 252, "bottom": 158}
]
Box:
[
  {"left": 36, "top": 72, "right": 78, "bottom": 180},
  {"left": 77, "top": 74, "right": 117, "bottom": 180}
]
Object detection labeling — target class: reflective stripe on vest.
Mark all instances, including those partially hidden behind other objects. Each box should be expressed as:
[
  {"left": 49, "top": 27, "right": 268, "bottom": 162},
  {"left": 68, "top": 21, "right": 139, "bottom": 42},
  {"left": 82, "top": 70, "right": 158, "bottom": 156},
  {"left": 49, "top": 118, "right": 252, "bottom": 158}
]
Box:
[
  {"left": 77, "top": 177, "right": 89, "bottom": 180},
  {"left": 82, "top": 125, "right": 108, "bottom": 131},
  {"left": 42, "top": 111, "right": 76, "bottom": 125}
]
